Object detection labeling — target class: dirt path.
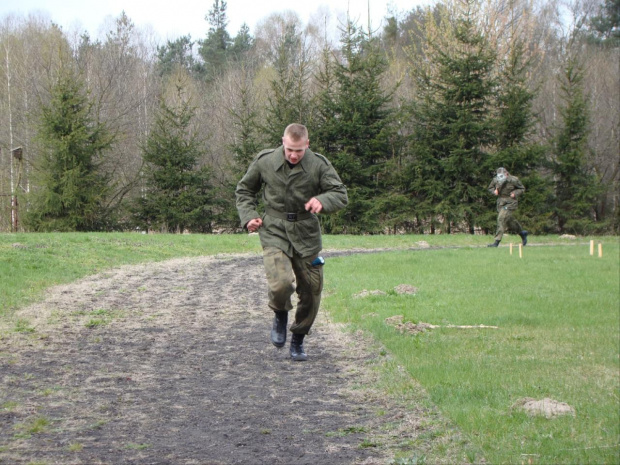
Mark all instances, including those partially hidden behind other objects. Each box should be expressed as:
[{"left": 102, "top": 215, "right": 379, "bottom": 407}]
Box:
[{"left": 0, "top": 252, "right": 465, "bottom": 464}]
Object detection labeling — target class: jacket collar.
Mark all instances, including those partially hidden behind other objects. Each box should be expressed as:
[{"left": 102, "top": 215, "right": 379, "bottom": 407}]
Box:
[{"left": 273, "top": 145, "right": 312, "bottom": 172}]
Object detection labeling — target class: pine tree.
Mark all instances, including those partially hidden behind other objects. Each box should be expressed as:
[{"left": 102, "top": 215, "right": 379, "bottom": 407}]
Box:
[
  {"left": 221, "top": 61, "right": 265, "bottom": 227},
  {"left": 489, "top": 40, "right": 552, "bottom": 234},
  {"left": 25, "top": 68, "right": 113, "bottom": 231},
  {"left": 408, "top": 1, "right": 496, "bottom": 234},
  {"left": 553, "top": 56, "right": 601, "bottom": 233},
  {"left": 133, "top": 80, "right": 215, "bottom": 233},
  {"left": 588, "top": 0, "right": 620, "bottom": 46},
  {"left": 157, "top": 35, "right": 205, "bottom": 78},
  {"left": 263, "top": 21, "right": 313, "bottom": 145},
  {"left": 227, "top": 70, "right": 262, "bottom": 176},
  {"left": 229, "top": 23, "right": 254, "bottom": 59},
  {"left": 198, "top": 0, "right": 232, "bottom": 80},
  {"left": 312, "top": 20, "right": 396, "bottom": 233},
  {"left": 310, "top": 46, "right": 338, "bottom": 156}
]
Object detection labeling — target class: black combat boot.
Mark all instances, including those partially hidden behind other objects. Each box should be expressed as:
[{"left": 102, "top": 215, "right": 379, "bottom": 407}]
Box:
[
  {"left": 520, "top": 230, "right": 528, "bottom": 246},
  {"left": 271, "top": 311, "right": 288, "bottom": 348},
  {"left": 487, "top": 240, "right": 500, "bottom": 247},
  {"left": 290, "top": 333, "right": 308, "bottom": 361}
]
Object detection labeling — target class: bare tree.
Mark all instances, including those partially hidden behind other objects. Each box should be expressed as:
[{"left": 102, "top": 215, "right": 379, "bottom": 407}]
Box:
[{"left": 74, "top": 12, "right": 161, "bottom": 215}]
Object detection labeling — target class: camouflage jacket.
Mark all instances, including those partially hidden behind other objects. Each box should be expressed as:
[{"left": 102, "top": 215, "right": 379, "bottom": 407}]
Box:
[
  {"left": 235, "top": 146, "right": 348, "bottom": 257},
  {"left": 488, "top": 175, "right": 525, "bottom": 211}
]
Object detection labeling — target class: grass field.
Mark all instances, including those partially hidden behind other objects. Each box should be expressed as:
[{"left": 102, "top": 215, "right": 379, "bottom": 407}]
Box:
[
  {"left": 0, "top": 232, "right": 261, "bottom": 316},
  {"left": 1, "top": 231, "right": 501, "bottom": 316},
  {"left": 1, "top": 232, "right": 618, "bottom": 463},
  {"left": 322, "top": 241, "right": 619, "bottom": 464}
]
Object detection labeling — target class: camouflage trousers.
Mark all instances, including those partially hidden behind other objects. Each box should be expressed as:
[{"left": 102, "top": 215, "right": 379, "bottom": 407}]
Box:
[
  {"left": 494, "top": 206, "right": 523, "bottom": 241},
  {"left": 262, "top": 246, "right": 323, "bottom": 335}
]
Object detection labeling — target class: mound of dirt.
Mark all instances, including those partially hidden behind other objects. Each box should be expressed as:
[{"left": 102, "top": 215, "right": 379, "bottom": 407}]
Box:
[
  {"left": 393, "top": 285, "right": 418, "bottom": 295},
  {"left": 384, "top": 315, "right": 437, "bottom": 335},
  {"left": 513, "top": 397, "right": 576, "bottom": 418}
]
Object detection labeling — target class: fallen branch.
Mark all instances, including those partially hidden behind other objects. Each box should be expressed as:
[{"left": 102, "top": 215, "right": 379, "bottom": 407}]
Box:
[
  {"left": 443, "top": 324, "right": 498, "bottom": 329},
  {"left": 384, "top": 315, "right": 499, "bottom": 334}
]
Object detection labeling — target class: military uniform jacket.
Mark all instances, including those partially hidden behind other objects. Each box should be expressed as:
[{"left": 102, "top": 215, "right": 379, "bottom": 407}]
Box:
[
  {"left": 236, "top": 146, "right": 348, "bottom": 257},
  {"left": 488, "top": 175, "right": 525, "bottom": 211}
]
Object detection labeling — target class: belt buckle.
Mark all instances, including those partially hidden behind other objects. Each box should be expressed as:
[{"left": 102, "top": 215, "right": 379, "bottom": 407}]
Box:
[{"left": 286, "top": 212, "right": 297, "bottom": 222}]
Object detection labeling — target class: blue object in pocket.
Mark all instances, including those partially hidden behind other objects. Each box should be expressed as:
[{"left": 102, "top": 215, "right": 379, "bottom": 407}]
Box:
[{"left": 311, "top": 256, "right": 325, "bottom": 266}]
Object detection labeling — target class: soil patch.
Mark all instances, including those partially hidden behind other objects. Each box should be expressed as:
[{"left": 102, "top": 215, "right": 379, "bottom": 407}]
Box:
[
  {"left": 513, "top": 398, "right": 576, "bottom": 419},
  {"left": 1, "top": 253, "right": 465, "bottom": 464}
]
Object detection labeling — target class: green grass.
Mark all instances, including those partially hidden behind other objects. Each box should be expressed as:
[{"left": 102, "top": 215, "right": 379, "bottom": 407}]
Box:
[
  {"left": 0, "top": 232, "right": 262, "bottom": 316},
  {"left": 322, "top": 241, "right": 620, "bottom": 464},
  {"left": 0, "top": 230, "right": 513, "bottom": 318},
  {"left": 1, "top": 232, "right": 617, "bottom": 463},
  {"left": 81, "top": 308, "right": 125, "bottom": 328},
  {"left": 67, "top": 442, "right": 83, "bottom": 452},
  {"left": 13, "top": 416, "right": 51, "bottom": 435}
]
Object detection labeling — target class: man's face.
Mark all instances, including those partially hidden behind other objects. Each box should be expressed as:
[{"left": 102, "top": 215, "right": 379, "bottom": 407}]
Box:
[{"left": 282, "top": 135, "right": 309, "bottom": 165}]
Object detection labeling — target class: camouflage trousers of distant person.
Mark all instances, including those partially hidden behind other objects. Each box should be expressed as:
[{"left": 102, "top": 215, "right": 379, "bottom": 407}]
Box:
[
  {"left": 494, "top": 206, "right": 524, "bottom": 242},
  {"left": 262, "top": 247, "right": 323, "bottom": 335}
]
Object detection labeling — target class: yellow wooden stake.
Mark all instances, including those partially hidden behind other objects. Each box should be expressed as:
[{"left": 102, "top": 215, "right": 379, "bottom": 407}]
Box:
[
  {"left": 590, "top": 240, "right": 594, "bottom": 255},
  {"left": 510, "top": 243, "right": 513, "bottom": 255},
  {"left": 598, "top": 243, "right": 603, "bottom": 258},
  {"left": 519, "top": 243, "right": 523, "bottom": 258}
]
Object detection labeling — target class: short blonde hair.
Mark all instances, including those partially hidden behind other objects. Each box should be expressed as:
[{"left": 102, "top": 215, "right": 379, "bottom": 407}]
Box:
[{"left": 283, "top": 124, "right": 308, "bottom": 141}]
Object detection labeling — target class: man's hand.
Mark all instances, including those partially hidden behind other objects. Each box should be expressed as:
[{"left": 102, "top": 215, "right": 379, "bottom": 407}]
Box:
[
  {"left": 510, "top": 192, "right": 515, "bottom": 198},
  {"left": 305, "top": 197, "right": 323, "bottom": 214},
  {"left": 246, "top": 218, "right": 263, "bottom": 232},
  {"left": 494, "top": 189, "right": 499, "bottom": 196}
]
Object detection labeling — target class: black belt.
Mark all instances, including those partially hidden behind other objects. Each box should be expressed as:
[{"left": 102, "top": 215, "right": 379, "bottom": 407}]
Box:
[{"left": 265, "top": 207, "right": 313, "bottom": 222}]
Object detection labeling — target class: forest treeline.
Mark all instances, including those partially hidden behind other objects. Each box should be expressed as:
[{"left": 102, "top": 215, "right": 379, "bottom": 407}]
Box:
[{"left": 0, "top": 0, "right": 618, "bottom": 234}]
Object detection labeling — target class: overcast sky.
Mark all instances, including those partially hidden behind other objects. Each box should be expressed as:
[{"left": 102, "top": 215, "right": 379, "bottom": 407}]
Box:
[{"left": 1, "top": 0, "right": 426, "bottom": 42}]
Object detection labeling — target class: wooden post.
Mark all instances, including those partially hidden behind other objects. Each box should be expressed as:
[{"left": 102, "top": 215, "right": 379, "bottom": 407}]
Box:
[
  {"left": 510, "top": 243, "right": 513, "bottom": 255},
  {"left": 598, "top": 243, "right": 603, "bottom": 258},
  {"left": 519, "top": 243, "right": 523, "bottom": 258},
  {"left": 590, "top": 240, "right": 594, "bottom": 256}
]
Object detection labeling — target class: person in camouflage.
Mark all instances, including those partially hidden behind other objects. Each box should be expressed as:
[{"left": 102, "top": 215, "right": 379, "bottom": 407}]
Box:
[
  {"left": 235, "top": 124, "right": 348, "bottom": 361},
  {"left": 487, "top": 167, "right": 528, "bottom": 247}
]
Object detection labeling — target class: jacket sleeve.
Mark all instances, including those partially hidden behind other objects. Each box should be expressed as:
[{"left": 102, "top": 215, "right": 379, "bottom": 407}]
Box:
[
  {"left": 487, "top": 179, "right": 498, "bottom": 194},
  {"left": 315, "top": 162, "right": 348, "bottom": 214},
  {"left": 235, "top": 160, "right": 263, "bottom": 228},
  {"left": 510, "top": 177, "right": 525, "bottom": 197}
]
